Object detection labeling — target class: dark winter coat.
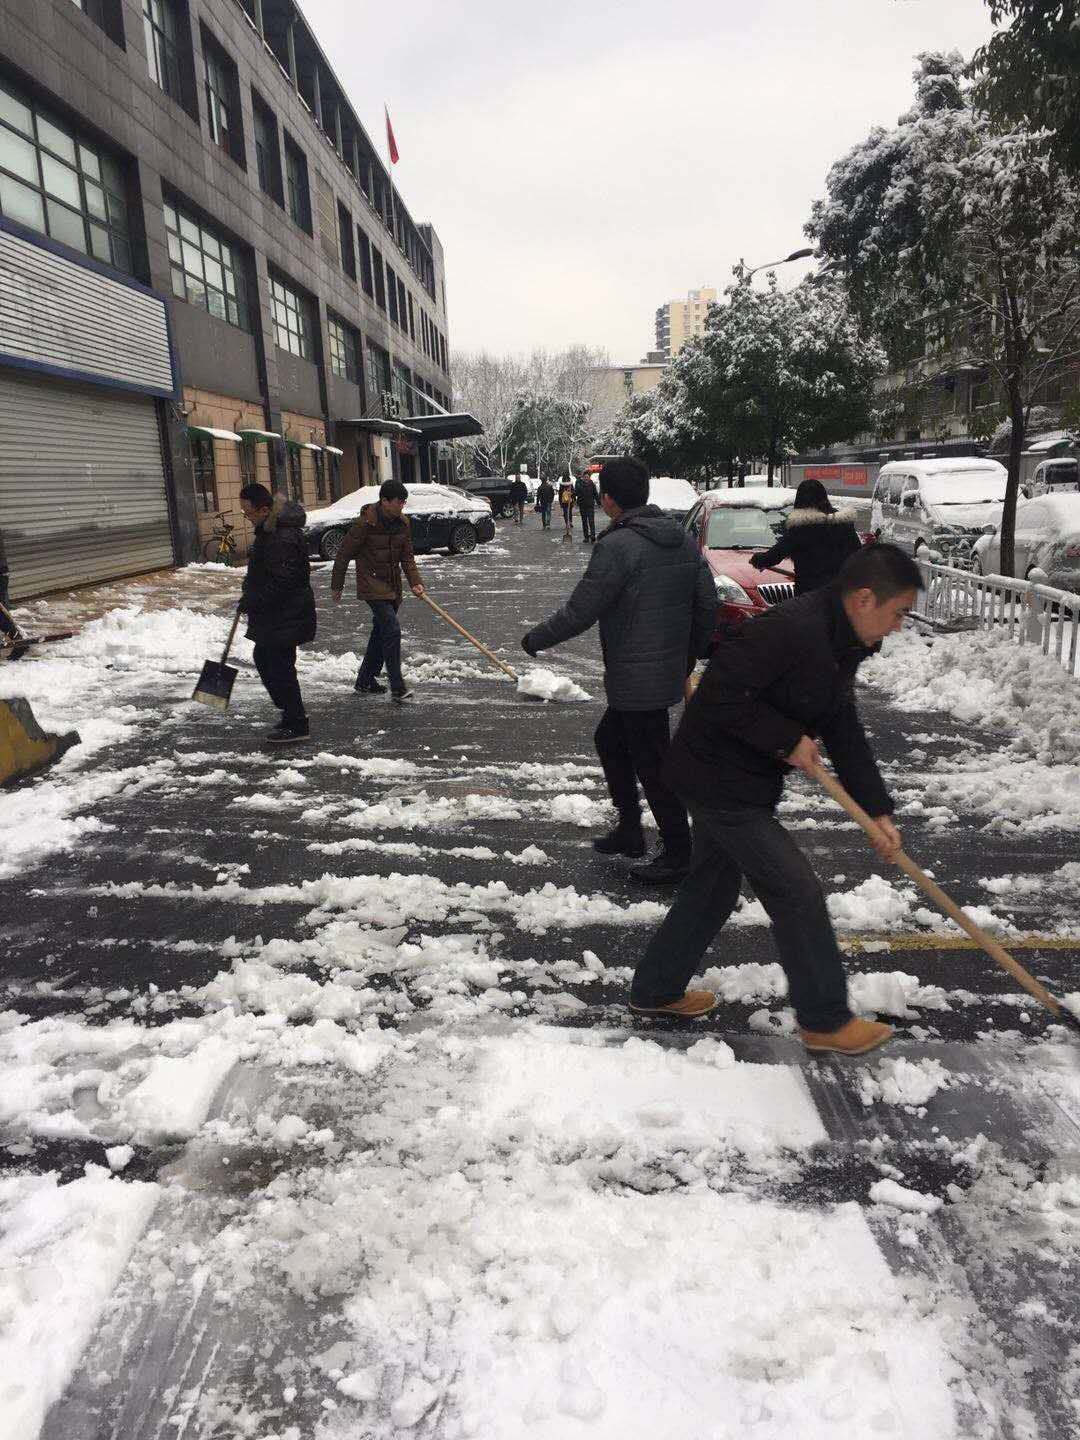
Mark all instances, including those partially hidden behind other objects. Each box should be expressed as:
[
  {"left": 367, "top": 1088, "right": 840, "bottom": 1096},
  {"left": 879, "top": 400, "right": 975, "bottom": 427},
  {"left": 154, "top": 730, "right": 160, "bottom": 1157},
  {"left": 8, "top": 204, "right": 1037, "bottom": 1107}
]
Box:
[
  {"left": 509, "top": 477, "right": 530, "bottom": 504},
  {"left": 240, "top": 499, "right": 317, "bottom": 648},
  {"left": 330, "top": 503, "right": 422, "bottom": 602},
  {"left": 537, "top": 481, "right": 556, "bottom": 508},
  {"left": 749, "top": 506, "right": 862, "bottom": 596},
  {"left": 524, "top": 503, "right": 716, "bottom": 711},
  {"left": 666, "top": 583, "right": 892, "bottom": 815},
  {"left": 0, "top": 521, "right": 7, "bottom": 575},
  {"left": 574, "top": 476, "right": 599, "bottom": 510}
]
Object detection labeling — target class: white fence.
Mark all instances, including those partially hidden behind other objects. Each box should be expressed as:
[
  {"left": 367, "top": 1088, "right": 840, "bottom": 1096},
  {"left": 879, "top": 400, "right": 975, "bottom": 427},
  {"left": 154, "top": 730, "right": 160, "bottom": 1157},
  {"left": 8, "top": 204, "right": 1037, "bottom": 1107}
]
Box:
[{"left": 914, "top": 559, "right": 1080, "bottom": 679}]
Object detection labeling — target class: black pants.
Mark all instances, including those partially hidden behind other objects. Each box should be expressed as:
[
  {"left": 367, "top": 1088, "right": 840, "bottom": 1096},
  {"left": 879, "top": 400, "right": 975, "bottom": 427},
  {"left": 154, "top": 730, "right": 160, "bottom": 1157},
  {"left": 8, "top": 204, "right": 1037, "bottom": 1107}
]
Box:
[
  {"left": 561, "top": 503, "right": 574, "bottom": 532},
  {"left": 513, "top": 500, "right": 525, "bottom": 524},
  {"left": 594, "top": 706, "right": 691, "bottom": 858},
  {"left": 630, "top": 805, "right": 853, "bottom": 1032},
  {"left": 358, "top": 599, "right": 404, "bottom": 692},
  {"left": 579, "top": 506, "right": 596, "bottom": 541},
  {"left": 540, "top": 504, "right": 553, "bottom": 529},
  {"left": 252, "top": 642, "right": 306, "bottom": 727}
]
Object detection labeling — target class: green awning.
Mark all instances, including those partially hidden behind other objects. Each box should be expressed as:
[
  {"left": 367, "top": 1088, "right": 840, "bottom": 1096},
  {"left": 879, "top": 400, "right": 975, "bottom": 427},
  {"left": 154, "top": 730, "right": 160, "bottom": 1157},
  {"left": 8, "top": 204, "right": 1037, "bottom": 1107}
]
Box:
[{"left": 187, "top": 425, "right": 242, "bottom": 443}]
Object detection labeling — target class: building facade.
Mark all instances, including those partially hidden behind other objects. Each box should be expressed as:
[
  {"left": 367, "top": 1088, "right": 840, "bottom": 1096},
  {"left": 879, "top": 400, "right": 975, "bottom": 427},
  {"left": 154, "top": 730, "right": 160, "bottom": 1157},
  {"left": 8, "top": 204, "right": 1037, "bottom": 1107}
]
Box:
[
  {"left": 587, "top": 362, "right": 665, "bottom": 446},
  {"left": 653, "top": 287, "right": 716, "bottom": 362},
  {"left": 0, "top": 0, "right": 454, "bottom": 598}
]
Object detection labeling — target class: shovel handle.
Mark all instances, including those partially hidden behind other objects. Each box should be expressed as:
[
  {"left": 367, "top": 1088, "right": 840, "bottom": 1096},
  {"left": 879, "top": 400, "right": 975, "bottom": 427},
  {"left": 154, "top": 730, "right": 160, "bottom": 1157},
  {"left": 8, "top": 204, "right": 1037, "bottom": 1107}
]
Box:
[
  {"left": 420, "top": 593, "right": 519, "bottom": 681},
  {"left": 0, "top": 597, "right": 25, "bottom": 643},
  {"left": 811, "top": 761, "right": 1066, "bottom": 1021},
  {"left": 221, "top": 607, "right": 243, "bottom": 665}
]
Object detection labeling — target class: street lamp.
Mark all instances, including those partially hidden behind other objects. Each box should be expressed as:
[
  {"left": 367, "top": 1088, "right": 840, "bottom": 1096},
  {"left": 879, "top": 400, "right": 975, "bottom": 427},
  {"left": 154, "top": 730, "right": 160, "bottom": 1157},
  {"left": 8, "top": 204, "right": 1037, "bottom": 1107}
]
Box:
[{"left": 737, "top": 247, "right": 816, "bottom": 283}]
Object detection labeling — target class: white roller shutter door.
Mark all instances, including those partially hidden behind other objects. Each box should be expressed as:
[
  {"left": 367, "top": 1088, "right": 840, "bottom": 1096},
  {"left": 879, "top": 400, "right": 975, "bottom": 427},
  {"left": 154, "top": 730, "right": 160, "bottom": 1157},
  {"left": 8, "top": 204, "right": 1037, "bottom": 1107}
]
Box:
[{"left": 0, "top": 369, "right": 174, "bottom": 600}]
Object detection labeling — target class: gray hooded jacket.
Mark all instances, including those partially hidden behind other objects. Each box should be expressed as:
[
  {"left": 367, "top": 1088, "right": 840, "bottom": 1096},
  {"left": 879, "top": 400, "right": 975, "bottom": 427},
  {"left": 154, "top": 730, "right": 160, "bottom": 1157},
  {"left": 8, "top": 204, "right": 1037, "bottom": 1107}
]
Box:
[{"left": 525, "top": 503, "right": 716, "bottom": 710}]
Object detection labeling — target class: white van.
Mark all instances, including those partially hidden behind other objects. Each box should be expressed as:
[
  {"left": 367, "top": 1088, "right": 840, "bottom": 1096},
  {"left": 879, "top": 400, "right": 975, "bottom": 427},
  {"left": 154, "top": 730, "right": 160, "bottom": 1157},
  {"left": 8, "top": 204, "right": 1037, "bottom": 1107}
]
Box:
[
  {"left": 1031, "top": 457, "right": 1079, "bottom": 496},
  {"left": 871, "top": 458, "right": 1009, "bottom": 568}
]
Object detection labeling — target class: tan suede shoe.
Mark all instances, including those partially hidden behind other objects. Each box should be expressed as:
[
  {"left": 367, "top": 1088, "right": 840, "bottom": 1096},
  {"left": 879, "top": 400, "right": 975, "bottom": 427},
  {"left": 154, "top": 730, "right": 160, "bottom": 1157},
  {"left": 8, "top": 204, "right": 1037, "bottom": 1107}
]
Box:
[
  {"left": 628, "top": 990, "right": 717, "bottom": 1019},
  {"left": 800, "top": 1017, "right": 894, "bottom": 1056}
]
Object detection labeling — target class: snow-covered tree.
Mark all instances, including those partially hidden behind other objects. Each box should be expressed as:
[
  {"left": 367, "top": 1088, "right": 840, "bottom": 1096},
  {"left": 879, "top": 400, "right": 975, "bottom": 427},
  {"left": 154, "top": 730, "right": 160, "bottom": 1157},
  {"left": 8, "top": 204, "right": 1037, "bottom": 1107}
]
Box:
[
  {"left": 974, "top": 2, "right": 1080, "bottom": 174},
  {"left": 808, "top": 51, "right": 1080, "bottom": 575}
]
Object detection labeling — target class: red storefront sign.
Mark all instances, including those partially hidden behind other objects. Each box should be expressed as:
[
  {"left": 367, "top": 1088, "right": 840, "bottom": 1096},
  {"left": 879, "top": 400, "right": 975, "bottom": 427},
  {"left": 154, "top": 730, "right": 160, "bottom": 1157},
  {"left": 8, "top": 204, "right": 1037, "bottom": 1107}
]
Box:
[{"left": 806, "top": 464, "right": 867, "bottom": 487}]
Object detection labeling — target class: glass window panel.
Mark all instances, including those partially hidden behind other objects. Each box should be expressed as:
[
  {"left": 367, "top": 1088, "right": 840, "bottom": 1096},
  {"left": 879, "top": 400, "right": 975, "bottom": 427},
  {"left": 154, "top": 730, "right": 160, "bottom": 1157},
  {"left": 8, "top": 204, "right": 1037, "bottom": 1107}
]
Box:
[
  {"left": 171, "top": 265, "right": 186, "bottom": 298},
  {"left": 178, "top": 212, "right": 199, "bottom": 242},
  {"left": 227, "top": 297, "right": 240, "bottom": 326},
  {"left": 47, "top": 199, "right": 87, "bottom": 251},
  {"left": 0, "top": 127, "right": 38, "bottom": 185},
  {"left": 223, "top": 267, "right": 235, "bottom": 295},
  {"left": 84, "top": 179, "right": 107, "bottom": 221},
  {"left": 78, "top": 144, "right": 101, "bottom": 180},
  {"left": 105, "top": 190, "right": 128, "bottom": 229},
  {"left": 111, "top": 236, "right": 131, "bottom": 272},
  {"left": 201, "top": 230, "right": 221, "bottom": 261},
  {"left": 186, "top": 275, "right": 207, "bottom": 307},
  {"left": 162, "top": 200, "right": 177, "bottom": 231},
  {"left": 36, "top": 113, "right": 76, "bottom": 163},
  {"left": 89, "top": 221, "right": 111, "bottom": 261},
  {"left": 99, "top": 154, "right": 123, "bottom": 192},
  {"left": 166, "top": 230, "right": 182, "bottom": 262},
  {"left": 0, "top": 172, "right": 45, "bottom": 230},
  {"left": 181, "top": 240, "right": 204, "bottom": 276},
  {"left": 203, "top": 257, "right": 223, "bottom": 290},
  {"left": 0, "top": 84, "right": 32, "bottom": 137},
  {"left": 206, "top": 288, "right": 227, "bottom": 320},
  {"left": 41, "top": 154, "right": 82, "bottom": 206}
]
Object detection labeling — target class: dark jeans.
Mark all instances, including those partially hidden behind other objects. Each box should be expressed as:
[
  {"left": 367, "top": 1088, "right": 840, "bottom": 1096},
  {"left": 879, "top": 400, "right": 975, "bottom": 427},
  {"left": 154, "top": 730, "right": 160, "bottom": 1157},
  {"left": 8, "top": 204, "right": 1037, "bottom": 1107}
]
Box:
[
  {"left": 579, "top": 506, "right": 596, "bottom": 541},
  {"left": 252, "top": 642, "right": 306, "bottom": 728},
  {"left": 513, "top": 499, "right": 525, "bottom": 524},
  {"left": 630, "top": 805, "right": 853, "bottom": 1032},
  {"left": 540, "top": 505, "right": 553, "bottom": 529},
  {"left": 594, "top": 706, "right": 691, "bottom": 859},
  {"left": 561, "top": 503, "right": 574, "bottom": 532},
  {"left": 358, "top": 599, "right": 404, "bottom": 692}
]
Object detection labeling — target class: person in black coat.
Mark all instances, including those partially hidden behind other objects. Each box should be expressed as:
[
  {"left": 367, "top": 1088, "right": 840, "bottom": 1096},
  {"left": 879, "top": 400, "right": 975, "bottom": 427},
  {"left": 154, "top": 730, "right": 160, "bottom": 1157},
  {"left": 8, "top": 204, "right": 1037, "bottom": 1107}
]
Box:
[
  {"left": 536, "top": 478, "right": 556, "bottom": 529},
  {"left": 749, "top": 479, "right": 862, "bottom": 595},
  {"left": 574, "top": 473, "right": 599, "bottom": 543},
  {"left": 522, "top": 458, "right": 716, "bottom": 883},
  {"left": 239, "top": 483, "right": 317, "bottom": 745},
  {"left": 629, "top": 543, "right": 923, "bottom": 1056},
  {"left": 508, "top": 475, "right": 529, "bottom": 525}
]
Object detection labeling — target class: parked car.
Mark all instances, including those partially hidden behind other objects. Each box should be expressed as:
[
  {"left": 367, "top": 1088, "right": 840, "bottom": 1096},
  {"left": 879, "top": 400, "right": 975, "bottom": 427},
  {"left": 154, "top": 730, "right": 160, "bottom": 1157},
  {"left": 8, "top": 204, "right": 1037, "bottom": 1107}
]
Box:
[
  {"left": 459, "top": 475, "right": 517, "bottom": 518},
  {"left": 648, "top": 475, "right": 699, "bottom": 521},
  {"left": 684, "top": 487, "right": 799, "bottom": 644},
  {"left": 304, "top": 483, "right": 497, "bottom": 560},
  {"left": 871, "top": 458, "right": 1009, "bottom": 569},
  {"left": 973, "top": 493, "right": 1080, "bottom": 591},
  {"left": 1031, "top": 457, "right": 1079, "bottom": 496}
]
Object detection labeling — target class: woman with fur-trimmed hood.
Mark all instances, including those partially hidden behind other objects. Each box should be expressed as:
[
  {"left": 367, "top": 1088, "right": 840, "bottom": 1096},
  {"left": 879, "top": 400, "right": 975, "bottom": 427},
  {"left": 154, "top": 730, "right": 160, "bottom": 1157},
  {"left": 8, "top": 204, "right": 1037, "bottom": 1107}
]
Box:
[{"left": 749, "top": 479, "right": 862, "bottom": 596}]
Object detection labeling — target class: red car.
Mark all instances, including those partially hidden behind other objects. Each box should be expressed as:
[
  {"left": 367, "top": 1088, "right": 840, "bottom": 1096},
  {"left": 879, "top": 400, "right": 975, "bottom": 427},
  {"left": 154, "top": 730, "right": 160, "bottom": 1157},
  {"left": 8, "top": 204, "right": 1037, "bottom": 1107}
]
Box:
[{"left": 684, "top": 489, "right": 798, "bottom": 646}]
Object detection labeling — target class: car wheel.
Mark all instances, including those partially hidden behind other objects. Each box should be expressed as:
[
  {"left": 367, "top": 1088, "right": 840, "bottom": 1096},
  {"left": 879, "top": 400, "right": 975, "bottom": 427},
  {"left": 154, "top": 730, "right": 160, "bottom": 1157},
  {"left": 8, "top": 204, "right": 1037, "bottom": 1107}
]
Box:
[
  {"left": 319, "top": 527, "right": 347, "bottom": 560},
  {"left": 497, "top": 500, "right": 515, "bottom": 520},
  {"left": 475, "top": 516, "right": 496, "bottom": 543},
  {"left": 449, "top": 521, "right": 478, "bottom": 554}
]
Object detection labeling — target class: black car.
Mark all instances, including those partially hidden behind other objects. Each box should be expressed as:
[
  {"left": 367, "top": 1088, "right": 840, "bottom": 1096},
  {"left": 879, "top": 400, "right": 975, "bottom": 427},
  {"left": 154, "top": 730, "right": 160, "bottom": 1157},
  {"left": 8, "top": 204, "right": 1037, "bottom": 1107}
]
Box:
[
  {"left": 304, "top": 484, "right": 497, "bottom": 560},
  {"left": 460, "top": 475, "right": 517, "bottom": 519}
]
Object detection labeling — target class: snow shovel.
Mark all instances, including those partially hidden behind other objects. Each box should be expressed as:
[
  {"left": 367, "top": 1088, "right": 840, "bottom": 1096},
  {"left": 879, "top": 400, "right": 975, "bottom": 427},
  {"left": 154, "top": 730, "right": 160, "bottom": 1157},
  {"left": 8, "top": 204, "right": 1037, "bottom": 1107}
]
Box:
[
  {"left": 0, "top": 598, "right": 77, "bottom": 659},
  {"left": 812, "top": 761, "right": 1080, "bottom": 1034},
  {"left": 420, "top": 593, "right": 553, "bottom": 701},
  {"left": 192, "top": 607, "right": 242, "bottom": 710}
]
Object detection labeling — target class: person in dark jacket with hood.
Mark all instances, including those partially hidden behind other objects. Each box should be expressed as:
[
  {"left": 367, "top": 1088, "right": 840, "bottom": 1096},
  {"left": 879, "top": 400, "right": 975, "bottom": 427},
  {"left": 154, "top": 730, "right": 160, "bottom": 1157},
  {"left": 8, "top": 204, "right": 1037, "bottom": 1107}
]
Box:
[
  {"left": 628, "top": 543, "right": 922, "bottom": 1056},
  {"left": 508, "top": 474, "right": 530, "bottom": 525},
  {"left": 749, "top": 479, "right": 862, "bottom": 595},
  {"left": 574, "top": 472, "right": 599, "bottom": 543},
  {"left": 536, "top": 478, "right": 556, "bottom": 529},
  {"left": 522, "top": 458, "right": 716, "bottom": 883},
  {"left": 238, "top": 484, "right": 317, "bottom": 745}
]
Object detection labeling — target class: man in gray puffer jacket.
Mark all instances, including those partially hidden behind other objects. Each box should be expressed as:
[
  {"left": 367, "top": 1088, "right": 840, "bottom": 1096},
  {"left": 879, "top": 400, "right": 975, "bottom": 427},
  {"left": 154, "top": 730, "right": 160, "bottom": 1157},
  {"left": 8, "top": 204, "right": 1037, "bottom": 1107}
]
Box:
[{"left": 522, "top": 458, "right": 716, "bottom": 882}]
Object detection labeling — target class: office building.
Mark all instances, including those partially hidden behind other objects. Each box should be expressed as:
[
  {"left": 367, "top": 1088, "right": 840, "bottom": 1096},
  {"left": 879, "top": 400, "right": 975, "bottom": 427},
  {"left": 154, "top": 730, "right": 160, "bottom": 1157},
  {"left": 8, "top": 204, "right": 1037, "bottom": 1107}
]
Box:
[{"left": 654, "top": 287, "right": 717, "bottom": 362}]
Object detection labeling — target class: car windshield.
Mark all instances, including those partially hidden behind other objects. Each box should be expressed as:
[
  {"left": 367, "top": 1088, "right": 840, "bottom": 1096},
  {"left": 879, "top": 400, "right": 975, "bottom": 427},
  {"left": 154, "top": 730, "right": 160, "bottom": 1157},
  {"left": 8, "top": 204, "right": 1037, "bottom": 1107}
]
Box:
[
  {"left": 705, "top": 506, "right": 787, "bottom": 549},
  {"left": 922, "top": 471, "right": 1009, "bottom": 506}
]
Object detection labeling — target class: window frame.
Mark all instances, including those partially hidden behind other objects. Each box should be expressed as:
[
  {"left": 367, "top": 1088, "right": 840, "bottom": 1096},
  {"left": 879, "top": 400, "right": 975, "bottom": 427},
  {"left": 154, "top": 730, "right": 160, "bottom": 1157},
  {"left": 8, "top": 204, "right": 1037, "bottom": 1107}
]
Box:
[
  {"left": 270, "top": 272, "right": 311, "bottom": 358},
  {"left": 313, "top": 449, "right": 327, "bottom": 502},
  {"left": 357, "top": 228, "right": 373, "bottom": 296},
  {"left": 282, "top": 132, "right": 311, "bottom": 234},
  {"left": 143, "top": 0, "right": 185, "bottom": 106},
  {"left": 337, "top": 201, "right": 356, "bottom": 279},
  {"left": 251, "top": 90, "right": 283, "bottom": 205},
  {"left": 286, "top": 445, "right": 303, "bottom": 501},
  {"left": 327, "top": 314, "right": 361, "bottom": 383},
  {"left": 201, "top": 29, "right": 242, "bottom": 165},
  {"left": 191, "top": 433, "right": 217, "bottom": 513},
  {"left": 164, "top": 195, "right": 250, "bottom": 331}
]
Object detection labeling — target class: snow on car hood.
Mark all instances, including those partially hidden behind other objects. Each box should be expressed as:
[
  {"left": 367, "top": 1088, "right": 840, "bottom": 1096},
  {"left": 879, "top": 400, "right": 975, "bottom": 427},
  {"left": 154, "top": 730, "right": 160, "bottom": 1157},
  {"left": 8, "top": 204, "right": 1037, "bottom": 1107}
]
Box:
[
  {"left": 306, "top": 485, "right": 487, "bottom": 528},
  {"left": 648, "top": 476, "right": 698, "bottom": 512},
  {"left": 707, "top": 486, "right": 798, "bottom": 511}
]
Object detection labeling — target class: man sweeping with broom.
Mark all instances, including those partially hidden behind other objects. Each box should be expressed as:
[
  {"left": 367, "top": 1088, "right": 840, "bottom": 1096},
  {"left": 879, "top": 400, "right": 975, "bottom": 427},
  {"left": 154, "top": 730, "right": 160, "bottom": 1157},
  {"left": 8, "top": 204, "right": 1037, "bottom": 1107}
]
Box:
[{"left": 628, "top": 543, "right": 921, "bottom": 1056}]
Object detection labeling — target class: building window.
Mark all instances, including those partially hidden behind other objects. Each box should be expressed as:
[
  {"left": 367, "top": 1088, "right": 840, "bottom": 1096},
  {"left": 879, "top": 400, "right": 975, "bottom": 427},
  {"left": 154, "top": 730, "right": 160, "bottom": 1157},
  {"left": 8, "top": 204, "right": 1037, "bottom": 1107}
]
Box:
[
  {"left": 70, "top": 0, "right": 123, "bottom": 43},
  {"left": 202, "top": 30, "right": 242, "bottom": 164},
  {"left": 371, "top": 244, "right": 386, "bottom": 309},
  {"left": 338, "top": 201, "right": 356, "bottom": 279},
  {"left": 328, "top": 453, "right": 341, "bottom": 501},
  {"left": 0, "top": 77, "right": 132, "bottom": 272},
  {"left": 240, "top": 438, "right": 257, "bottom": 486},
  {"left": 164, "top": 198, "right": 250, "bottom": 329},
  {"left": 191, "top": 434, "right": 217, "bottom": 513},
  {"left": 407, "top": 292, "right": 415, "bottom": 341},
  {"left": 366, "top": 338, "right": 391, "bottom": 411},
  {"left": 283, "top": 133, "right": 311, "bottom": 233},
  {"left": 270, "top": 273, "right": 311, "bottom": 358},
  {"left": 327, "top": 315, "right": 361, "bottom": 382},
  {"left": 252, "top": 91, "right": 283, "bottom": 204},
  {"left": 393, "top": 362, "right": 411, "bottom": 414},
  {"left": 286, "top": 446, "right": 303, "bottom": 500},
  {"left": 357, "top": 228, "right": 373, "bottom": 297},
  {"left": 398, "top": 277, "right": 409, "bottom": 335},
  {"left": 313, "top": 450, "right": 326, "bottom": 501},
  {"left": 386, "top": 265, "right": 399, "bottom": 325},
  {"left": 143, "top": 0, "right": 184, "bottom": 104}
]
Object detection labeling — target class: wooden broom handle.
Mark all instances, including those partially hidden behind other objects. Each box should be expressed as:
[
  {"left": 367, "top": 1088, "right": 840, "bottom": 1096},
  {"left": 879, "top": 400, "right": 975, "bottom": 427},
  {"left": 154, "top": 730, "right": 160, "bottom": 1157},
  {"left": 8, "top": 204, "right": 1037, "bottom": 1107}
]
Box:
[
  {"left": 221, "top": 608, "right": 243, "bottom": 664},
  {"left": 812, "top": 761, "right": 1065, "bottom": 1019},
  {"left": 420, "top": 593, "right": 519, "bottom": 680}
]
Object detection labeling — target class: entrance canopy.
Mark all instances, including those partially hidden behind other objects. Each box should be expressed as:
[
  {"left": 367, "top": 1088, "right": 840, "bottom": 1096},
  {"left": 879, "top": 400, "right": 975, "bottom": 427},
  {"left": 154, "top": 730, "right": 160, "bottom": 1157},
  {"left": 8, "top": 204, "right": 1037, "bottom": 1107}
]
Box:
[
  {"left": 338, "top": 417, "right": 423, "bottom": 439},
  {"left": 403, "top": 413, "right": 483, "bottom": 442}
]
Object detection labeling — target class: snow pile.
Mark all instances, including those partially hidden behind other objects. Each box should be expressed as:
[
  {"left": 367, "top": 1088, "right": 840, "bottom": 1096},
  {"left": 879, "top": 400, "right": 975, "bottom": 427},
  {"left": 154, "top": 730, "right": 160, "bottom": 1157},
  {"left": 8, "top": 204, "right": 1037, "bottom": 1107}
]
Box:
[
  {"left": 515, "top": 667, "right": 592, "bottom": 702},
  {"left": 858, "top": 1056, "right": 952, "bottom": 1109},
  {"left": 869, "top": 1178, "right": 944, "bottom": 1215}
]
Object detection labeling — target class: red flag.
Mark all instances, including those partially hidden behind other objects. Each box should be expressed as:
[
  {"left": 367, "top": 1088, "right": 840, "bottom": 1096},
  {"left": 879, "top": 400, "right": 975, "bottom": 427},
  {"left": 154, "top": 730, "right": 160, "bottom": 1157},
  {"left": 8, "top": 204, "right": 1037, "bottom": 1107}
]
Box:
[{"left": 385, "top": 106, "right": 399, "bottom": 165}]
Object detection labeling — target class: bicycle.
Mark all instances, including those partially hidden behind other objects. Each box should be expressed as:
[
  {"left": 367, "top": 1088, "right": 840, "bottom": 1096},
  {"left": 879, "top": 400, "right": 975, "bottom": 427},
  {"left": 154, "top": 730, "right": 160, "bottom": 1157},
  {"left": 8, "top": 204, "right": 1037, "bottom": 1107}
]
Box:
[{"left": 202, "top": 510, "right": 239, "bottom": 565}]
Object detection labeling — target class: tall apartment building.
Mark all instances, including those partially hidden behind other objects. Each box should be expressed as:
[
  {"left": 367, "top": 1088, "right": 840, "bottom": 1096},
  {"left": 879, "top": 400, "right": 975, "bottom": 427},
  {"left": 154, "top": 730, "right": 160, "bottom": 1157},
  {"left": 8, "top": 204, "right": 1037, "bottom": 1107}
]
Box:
[
  {"left": 653, "top": 287, "right": 717, "bottom": 362},
  {"left": 0, "top": 0, "right": 464, "bottom": 598}
]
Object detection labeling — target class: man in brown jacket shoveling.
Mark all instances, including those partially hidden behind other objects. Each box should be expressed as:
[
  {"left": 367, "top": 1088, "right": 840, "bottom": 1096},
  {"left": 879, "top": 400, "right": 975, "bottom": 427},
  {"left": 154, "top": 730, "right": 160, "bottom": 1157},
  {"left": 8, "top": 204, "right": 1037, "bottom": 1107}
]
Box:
[{"left": 330, "top": 479, "right": 425, "bottom": 702}]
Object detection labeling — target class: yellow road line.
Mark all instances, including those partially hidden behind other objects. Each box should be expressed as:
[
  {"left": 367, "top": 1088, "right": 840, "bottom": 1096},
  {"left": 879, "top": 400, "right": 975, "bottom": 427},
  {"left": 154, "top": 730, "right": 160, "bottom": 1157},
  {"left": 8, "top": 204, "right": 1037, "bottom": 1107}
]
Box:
[{"left": 842, "top": 934, "right": 1079, "bottom": 952}]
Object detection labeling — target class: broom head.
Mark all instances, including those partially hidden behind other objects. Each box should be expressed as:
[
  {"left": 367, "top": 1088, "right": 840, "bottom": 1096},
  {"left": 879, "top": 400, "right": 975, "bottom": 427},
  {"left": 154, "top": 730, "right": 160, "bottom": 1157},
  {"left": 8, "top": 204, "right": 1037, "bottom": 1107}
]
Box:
[{"left": 192, "top": 659, "right": 238, "bottom": 710}]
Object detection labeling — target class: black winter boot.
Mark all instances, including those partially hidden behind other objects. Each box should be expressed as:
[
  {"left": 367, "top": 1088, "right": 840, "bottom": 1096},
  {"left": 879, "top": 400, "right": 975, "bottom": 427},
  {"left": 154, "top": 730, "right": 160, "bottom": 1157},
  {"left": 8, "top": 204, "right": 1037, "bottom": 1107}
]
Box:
[
  {"left": 626, "top": 846, "right": 692, "bottom": 885},
  {"left": 593, "top": 824, "right": 646, "bottom": 858}
]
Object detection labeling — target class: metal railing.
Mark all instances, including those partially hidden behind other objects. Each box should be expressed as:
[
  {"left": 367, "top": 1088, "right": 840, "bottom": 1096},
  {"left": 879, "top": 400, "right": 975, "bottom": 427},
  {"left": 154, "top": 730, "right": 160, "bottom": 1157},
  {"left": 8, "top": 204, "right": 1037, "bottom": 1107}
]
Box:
[{"left": 914, "top": 558, "right": 1080, "bottom": 679}]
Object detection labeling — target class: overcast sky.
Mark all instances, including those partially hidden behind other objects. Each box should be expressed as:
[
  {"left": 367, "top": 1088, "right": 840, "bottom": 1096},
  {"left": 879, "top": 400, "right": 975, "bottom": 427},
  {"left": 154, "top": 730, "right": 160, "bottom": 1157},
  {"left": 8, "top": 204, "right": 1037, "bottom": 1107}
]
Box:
[{"left": 303, "top": 0, "right": 994, "bottom": 363}]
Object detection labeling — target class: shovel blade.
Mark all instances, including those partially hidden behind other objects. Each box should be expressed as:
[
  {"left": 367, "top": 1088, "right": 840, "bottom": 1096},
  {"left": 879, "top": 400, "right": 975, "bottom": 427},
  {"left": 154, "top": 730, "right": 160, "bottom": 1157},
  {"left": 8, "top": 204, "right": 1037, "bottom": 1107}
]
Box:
[{"left": 193, "top": 659, "right": 238, "bottom": 710}]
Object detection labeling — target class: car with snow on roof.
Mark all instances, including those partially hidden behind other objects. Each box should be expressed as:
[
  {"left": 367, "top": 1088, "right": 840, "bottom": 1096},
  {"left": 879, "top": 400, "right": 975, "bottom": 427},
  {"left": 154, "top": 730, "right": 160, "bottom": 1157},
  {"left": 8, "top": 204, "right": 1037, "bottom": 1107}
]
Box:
[
  {"left": 304, "top": 483, "right": 496, "bottom": 561},
  {"left": 872, "top": 458, "right": 1009, "bottom": 571},
  {"left": 684, "top": 487, "right": 799, "bottom": 644},
  {"left": 972, "top": 492, "right": 1080, "bottom": 592},
  {"left": 648, "top": 475, "right": 699, "bottom": 522}
]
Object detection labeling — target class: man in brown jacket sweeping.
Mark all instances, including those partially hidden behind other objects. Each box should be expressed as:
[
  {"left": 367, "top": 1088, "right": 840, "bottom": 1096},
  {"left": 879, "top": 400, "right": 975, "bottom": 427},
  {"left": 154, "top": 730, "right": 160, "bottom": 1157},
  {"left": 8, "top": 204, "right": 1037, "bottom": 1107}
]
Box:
[{"left": 330, "top": 479, "right": 425, "bottom": 702}]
